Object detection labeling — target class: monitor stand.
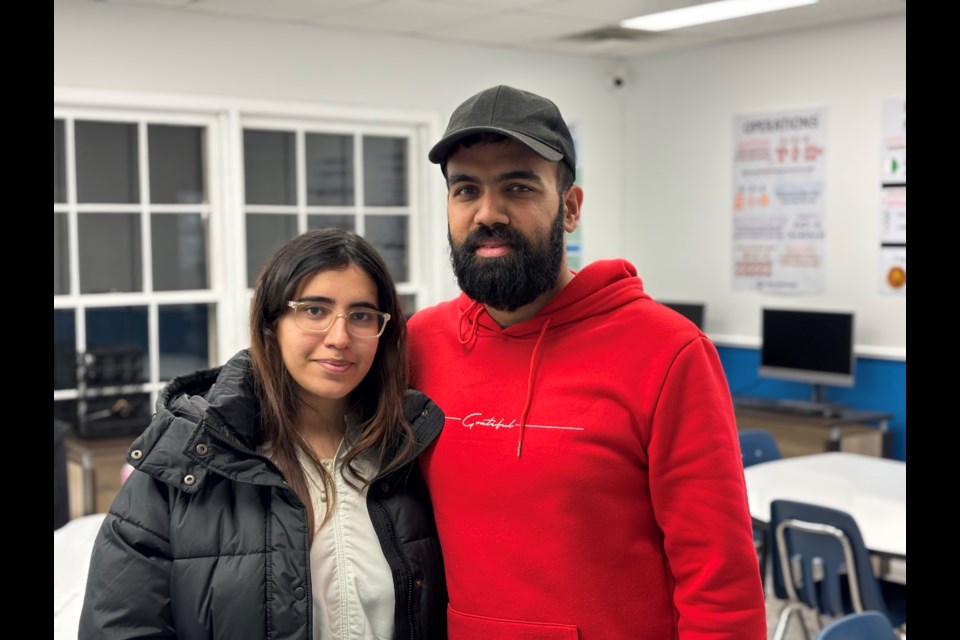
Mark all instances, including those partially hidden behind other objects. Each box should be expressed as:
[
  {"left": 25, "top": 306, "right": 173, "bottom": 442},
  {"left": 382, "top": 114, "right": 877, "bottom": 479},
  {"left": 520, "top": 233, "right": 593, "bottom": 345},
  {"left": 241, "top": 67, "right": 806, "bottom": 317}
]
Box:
[{"left": 811, "top": 383, "right": 828, "bottom": 405}]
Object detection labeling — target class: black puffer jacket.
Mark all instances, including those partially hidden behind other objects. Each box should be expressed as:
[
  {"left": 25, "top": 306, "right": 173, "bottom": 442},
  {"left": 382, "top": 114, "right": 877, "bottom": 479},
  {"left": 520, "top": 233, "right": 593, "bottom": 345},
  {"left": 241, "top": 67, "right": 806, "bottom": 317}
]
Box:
[{"left": 79, "top": 350, "right": 447, "bottom": 640}]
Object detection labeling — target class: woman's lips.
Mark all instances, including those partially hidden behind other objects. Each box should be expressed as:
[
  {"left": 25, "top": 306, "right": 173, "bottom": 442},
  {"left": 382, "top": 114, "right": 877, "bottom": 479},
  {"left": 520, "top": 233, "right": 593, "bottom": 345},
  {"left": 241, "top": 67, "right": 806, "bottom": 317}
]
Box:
[{"left": 315, "top": 359, "right": 353, "bottom": 374}]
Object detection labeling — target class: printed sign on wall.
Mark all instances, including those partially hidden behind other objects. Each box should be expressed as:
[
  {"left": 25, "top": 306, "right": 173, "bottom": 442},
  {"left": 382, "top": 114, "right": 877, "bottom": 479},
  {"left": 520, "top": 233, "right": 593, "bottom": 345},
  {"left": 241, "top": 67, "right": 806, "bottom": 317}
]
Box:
[
  {"left": 566, "top": 121, "right": 583, "bottom": 271},
  {"left": 732, "top": 107, "right": 828, "bottom": 294},
  {"left": 880, "top": 98, "right": 906, "bottom": 296}
]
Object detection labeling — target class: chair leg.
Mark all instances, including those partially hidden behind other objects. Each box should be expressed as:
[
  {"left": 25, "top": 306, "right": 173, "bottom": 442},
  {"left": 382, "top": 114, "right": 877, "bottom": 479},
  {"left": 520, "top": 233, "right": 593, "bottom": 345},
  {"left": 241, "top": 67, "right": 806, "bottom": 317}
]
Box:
[
  {"left": 773, "top": 602, "right": 814, "bottom": 640},
  {"left": 758, "top": 539, "right": 768, "bottom": 591},
  {"left": 797, "top": 609, "right": 814, "bottom": 640}
]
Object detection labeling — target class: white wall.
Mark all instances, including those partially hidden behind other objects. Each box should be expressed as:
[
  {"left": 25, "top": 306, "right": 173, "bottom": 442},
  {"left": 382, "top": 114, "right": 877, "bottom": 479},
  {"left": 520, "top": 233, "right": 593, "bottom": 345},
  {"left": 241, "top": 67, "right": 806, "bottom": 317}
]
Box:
[
  {"left": 54, "top": 2, "right": 906, "bottom": 355},
  {"left": 622, "top": 15, "right": 906, "bottom": 356},
  {"left": 53, "top": 0, "right": 627, "bottom": 304}
]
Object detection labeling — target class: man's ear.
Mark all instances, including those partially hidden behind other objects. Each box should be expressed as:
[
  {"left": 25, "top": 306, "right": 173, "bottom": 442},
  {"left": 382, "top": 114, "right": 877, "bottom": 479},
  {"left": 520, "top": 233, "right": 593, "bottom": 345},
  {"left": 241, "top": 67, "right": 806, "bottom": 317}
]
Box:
[{"left": 563, "top": 185, "right": 583, "bottom": 233}]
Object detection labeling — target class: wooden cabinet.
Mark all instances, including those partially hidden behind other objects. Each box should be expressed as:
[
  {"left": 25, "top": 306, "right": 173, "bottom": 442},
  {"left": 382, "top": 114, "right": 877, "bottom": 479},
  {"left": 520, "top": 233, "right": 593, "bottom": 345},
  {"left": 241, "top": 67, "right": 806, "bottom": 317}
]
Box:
[
  {"left": 734, "top": 407, "right": 891, "bottom": 459},
  {"left": 65, "top": 434, "right": 136, "bottom": 519}
]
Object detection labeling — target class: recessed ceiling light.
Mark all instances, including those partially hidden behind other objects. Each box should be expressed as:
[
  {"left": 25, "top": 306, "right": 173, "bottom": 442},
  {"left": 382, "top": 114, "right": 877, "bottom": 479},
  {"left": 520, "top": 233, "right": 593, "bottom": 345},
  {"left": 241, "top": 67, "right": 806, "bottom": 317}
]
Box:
[{"left": 621, "top": 0, "right": 820, "bottom": 32}]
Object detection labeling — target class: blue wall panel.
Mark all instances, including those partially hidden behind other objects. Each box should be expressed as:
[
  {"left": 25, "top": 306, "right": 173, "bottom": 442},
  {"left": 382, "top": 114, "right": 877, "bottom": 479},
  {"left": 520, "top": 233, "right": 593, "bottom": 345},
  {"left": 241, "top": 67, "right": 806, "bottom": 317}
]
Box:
[{"left": 716, "top": 345, "right": 906, "bottom": 461}]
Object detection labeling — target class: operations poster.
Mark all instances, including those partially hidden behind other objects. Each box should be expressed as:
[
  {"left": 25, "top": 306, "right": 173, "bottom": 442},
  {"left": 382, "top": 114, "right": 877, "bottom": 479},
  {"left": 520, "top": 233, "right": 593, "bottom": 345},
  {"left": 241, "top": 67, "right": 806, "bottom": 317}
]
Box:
[{"left": 732, "top": 107, "right": 828, "bottom": 293}]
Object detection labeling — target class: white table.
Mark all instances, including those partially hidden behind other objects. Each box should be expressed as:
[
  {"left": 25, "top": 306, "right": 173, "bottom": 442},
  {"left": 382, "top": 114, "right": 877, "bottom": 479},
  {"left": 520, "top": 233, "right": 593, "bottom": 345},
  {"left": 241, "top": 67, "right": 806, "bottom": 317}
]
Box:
[
  {"left": 743, "top": 452, "right": 906, "bottom": 582},
  {"left": 54, "top": 513, "right": 106, "bottom": 640}
]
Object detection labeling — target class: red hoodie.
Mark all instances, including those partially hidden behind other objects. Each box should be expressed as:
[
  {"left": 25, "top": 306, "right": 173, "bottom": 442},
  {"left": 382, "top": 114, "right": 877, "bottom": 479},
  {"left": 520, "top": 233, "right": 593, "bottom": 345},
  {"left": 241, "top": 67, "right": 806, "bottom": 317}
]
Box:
[{"left": 408, "top": 259, "right": 766, "bottom": 640}]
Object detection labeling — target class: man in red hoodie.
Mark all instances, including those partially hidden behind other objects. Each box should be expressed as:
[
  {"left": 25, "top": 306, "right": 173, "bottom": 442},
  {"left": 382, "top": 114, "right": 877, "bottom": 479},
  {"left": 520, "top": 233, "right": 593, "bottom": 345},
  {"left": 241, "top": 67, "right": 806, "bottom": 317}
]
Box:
[{"left": 407, "top": 85, "right": 767, "bottom": 639}]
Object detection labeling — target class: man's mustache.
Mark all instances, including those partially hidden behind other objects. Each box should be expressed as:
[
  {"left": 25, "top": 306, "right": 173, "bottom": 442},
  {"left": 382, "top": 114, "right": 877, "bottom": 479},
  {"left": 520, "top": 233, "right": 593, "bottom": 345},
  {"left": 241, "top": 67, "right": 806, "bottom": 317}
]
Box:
[{"left": 462, "top": 225, "right": 523, "bottom": 252}]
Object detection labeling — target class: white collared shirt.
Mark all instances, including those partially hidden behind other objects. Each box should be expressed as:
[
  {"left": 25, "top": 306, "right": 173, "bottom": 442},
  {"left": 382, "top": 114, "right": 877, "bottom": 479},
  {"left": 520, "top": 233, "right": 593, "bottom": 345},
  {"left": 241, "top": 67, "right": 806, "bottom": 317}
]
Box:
[{"left": 264, "top": 438, "right": 395, "bottom": 640}]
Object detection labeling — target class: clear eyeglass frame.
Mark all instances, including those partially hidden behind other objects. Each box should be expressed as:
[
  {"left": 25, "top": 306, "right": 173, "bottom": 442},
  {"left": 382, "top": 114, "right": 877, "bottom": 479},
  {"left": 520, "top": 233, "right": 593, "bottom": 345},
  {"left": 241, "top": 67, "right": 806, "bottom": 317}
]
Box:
[{"left": 286, "top": 301, "right": 391, "bottom": 338}]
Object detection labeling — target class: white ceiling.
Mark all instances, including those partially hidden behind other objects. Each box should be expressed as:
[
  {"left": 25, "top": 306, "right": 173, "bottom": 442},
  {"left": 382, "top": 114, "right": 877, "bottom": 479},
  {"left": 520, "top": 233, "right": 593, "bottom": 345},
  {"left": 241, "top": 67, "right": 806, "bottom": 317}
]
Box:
[{"left": 88, "top": 0, "right": 906, "bottom": 59}]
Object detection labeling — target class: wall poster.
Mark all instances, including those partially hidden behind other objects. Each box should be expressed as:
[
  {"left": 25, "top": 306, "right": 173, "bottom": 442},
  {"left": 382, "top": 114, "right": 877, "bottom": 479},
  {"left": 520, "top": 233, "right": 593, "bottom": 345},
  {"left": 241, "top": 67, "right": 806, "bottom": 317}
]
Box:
[
  {"left": 880, "top": 98, "right": 906, "bottom": 296},
  {"left": 732, "top": 107, "right": 828, "bottom": 293},
  {"left": 566, "top": 120, "right": 583, "bottom": 270}
]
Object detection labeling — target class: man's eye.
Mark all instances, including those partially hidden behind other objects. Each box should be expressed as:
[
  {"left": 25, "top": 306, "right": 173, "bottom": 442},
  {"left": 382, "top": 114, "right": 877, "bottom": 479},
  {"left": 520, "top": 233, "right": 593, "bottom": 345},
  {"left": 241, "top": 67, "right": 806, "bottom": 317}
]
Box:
[
  {"left": 507, "top": 184, "right": 532, "bottom": 192},
  {"left": 453, "top": 186, "right": 478, "bottom": 197}
]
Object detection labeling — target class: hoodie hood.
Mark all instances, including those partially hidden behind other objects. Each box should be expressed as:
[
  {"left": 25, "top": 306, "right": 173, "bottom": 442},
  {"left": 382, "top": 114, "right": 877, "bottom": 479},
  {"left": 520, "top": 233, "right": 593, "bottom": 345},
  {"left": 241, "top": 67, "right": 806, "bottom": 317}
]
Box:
[
  {"left": 126, "top": 350, "right": 278, "bottom": 493},
  {"left": 457, "top": 259, "right": 648, "bottom": 342},
  {"left": 453, "top": 259, "right": 650, "bottom": 456}
]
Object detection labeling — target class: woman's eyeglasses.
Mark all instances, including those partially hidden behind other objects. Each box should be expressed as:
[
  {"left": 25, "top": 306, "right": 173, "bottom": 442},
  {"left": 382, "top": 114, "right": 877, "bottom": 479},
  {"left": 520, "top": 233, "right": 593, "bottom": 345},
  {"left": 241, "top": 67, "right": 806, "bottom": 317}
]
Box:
[{"left": 286, "top": 301, "right": 390, "bottom": 338}]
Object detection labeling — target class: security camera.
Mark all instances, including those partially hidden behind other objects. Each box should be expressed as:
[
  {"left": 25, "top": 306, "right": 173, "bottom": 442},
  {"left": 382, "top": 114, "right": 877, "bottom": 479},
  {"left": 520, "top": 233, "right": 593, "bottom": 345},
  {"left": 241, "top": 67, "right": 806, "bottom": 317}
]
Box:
[{"left": 607, "top": 69, "right": 629, "bottom": 89}]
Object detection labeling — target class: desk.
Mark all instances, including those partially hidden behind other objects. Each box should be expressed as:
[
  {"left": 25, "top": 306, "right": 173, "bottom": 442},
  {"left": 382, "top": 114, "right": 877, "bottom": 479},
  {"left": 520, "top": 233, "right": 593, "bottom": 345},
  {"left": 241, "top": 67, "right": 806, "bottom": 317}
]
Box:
[
  {"left": 65, "top": 434, "right": 135, "bottom": 517},
  {"left": 743, "top": 452, "right": 906, "bottom": 582},
  {"left": 734, "top": 405, "right": 892, "bottom": 458}
]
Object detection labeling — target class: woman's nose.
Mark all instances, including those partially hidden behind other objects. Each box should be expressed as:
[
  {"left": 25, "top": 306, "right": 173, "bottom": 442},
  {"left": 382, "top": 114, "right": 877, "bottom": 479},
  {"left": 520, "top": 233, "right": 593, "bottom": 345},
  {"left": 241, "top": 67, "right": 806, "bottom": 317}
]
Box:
[{"left": 322, "top": 314, "right": 351, "bottom": 347}]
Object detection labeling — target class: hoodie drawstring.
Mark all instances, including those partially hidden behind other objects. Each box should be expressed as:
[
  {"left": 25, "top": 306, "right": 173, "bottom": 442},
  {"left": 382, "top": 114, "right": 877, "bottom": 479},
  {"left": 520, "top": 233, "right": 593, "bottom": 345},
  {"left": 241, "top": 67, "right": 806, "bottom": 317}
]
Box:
[
  {"left": 517, "top": 319, "right": 551, "bottom": 458},
  {"left": 458, "top": 301, "right": 485, "bottom": 348}
]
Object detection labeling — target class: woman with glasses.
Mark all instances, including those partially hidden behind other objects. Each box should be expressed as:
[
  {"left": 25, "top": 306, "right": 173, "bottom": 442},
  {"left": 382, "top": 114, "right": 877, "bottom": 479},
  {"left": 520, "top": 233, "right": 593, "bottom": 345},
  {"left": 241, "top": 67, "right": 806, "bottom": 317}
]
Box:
[{"left": 79, "top": 228, "right": 447, "bottom": 640}]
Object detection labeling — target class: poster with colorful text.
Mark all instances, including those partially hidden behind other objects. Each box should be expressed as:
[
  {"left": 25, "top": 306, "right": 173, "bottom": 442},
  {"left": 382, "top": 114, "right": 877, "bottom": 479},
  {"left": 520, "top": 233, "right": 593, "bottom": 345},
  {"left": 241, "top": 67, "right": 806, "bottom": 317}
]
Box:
[{"left": 732, "top": 107, "right": 828, "bottom": 293}]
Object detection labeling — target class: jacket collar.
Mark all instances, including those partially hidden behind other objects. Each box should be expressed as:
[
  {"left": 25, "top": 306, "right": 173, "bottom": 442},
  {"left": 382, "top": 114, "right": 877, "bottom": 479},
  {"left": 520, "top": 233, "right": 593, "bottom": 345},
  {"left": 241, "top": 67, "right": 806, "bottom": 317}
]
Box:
[{"left": 128, "top": 350, "right": 443, "bottom": 489}]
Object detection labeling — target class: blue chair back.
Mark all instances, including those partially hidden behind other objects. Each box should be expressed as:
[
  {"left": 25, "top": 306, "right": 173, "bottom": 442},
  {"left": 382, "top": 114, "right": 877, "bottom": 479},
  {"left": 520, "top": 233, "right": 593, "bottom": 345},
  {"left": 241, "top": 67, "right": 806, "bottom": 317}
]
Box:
[
  {"left": 738, "top": 428, "right": 782, "bottom": 590},
  {"left": 816, "top": 611, "right": 898, "bottom": 640},
  {"left": 738, "top": 429, "right": 781, "bottom": 467},
  {"left": 769, "top": 499, "right": 906, "bottom": 627}
]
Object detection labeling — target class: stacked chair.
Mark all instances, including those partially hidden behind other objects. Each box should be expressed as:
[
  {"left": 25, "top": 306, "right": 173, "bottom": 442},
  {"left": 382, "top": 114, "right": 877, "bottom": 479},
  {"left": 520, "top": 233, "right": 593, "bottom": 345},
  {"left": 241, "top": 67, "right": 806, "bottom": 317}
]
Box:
[
  {"left": 815, "top": 611, "right": 900, "bottom": 640},
  {"left": 737, "top": 428, "right": 782, "bottom": 586},
  {"left": 769, "top": 499, "right": 907, "bottom": 640}
]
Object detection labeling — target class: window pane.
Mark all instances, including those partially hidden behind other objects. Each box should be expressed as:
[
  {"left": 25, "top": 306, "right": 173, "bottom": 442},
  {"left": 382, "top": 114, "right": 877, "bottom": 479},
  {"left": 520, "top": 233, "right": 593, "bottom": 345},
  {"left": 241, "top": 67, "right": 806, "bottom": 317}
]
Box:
[
  {"left": 363, "top": 136, "right": 407, "bottom": 206},
  {"left": 78, "top": 213, "right": 142, "bottom": 293},
  {"left": 84, "top": 306, "right": 149, "bottom": 385},
  {"left": 366, "top": 215, "right": 408, "bottom": 282},
  {"left": 244, "top": 129, "right": 296, "bottom": 205},
  {"left": 54, "top": 120, "right": 67, "bottom": 203},
  {"left": 80, "top": 392, "right": 151, "bottom": 438},
  {"left": 54, "top": 213, "right": 70, "bottom": 295},
  {"left": 149, "top": 124, "right": 205, "bottom": 204},
  {"left": 159, "top": 304, "right": 212, "bottom": 380},
  {"left": 307, "top": 214, "right": 355, "bottom": 233},
  {"left": 399, "top": 294, "right": 417, "bottom": 321},
  {"left": 306, "top": 133, "right": 354, "bottom": 206},
  {"left": 54, "top": 400, "right": 78, "bottom": 431},
  {"left": 54, "top": 309, "right": 77, "bottom": 390},
  {"left": 75, "top": 121, "right": 140, "bottom": 204},
  {"left": 152, "top": 213, "right": 208, "bottom": 291},
  {"left": 246, "top": 214, "right": 298, "bottom": 288}
]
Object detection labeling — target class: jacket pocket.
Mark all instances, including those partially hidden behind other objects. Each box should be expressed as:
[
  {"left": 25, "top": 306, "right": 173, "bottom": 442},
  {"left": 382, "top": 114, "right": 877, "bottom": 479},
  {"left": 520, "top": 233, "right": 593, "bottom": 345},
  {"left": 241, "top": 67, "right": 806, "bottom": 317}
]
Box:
[{"left": 448, "top": 604, "right": 579, "bottom": 640}]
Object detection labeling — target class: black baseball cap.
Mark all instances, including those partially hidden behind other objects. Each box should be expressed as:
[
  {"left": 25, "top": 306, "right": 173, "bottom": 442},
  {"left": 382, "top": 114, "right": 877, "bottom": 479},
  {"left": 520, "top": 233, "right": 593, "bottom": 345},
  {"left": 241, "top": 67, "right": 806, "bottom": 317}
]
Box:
[{"left": 428, "top": 85, "right": 576, "bottom": 176}]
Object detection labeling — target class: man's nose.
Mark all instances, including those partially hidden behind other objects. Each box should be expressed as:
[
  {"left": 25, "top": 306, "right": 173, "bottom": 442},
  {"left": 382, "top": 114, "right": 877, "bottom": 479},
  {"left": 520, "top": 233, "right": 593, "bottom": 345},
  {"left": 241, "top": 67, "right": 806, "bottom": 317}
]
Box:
[{"left": 473, "top": 191, "right": 510, "bottom": 228}]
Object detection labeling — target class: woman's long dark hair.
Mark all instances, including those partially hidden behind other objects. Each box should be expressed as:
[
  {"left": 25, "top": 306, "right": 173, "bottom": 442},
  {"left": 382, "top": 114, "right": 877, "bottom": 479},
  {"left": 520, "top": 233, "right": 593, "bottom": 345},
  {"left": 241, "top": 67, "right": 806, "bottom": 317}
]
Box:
[{"left": 248, "top": 228, "right": 415, "bottom": 541}]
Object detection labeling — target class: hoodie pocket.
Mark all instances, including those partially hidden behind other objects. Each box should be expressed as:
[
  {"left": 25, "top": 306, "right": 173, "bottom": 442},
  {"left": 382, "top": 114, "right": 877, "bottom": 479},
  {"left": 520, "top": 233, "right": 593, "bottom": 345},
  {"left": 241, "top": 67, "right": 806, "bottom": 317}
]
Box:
[{"left": 448, "top": 604, "right": 579, "bottom": 639}]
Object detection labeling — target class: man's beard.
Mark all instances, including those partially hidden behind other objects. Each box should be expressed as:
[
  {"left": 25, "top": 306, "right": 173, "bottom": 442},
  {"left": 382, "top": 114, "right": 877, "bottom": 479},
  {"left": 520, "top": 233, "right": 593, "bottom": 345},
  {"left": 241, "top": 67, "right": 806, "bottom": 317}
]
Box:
[{"left": 448, "top": 204, "right": 565, "bottom": 312}]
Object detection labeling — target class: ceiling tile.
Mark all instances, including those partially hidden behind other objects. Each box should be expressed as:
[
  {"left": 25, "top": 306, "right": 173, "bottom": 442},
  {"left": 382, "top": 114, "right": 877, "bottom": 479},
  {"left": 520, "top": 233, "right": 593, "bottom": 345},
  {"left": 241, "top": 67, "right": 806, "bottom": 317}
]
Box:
[
  {"left": 308, "top": 0, "right": 490, "bottom": 33},
  {"left": 88, "top": 0, "right": 907, "bottom": 60},
  {"left": 190, "top": 0, "right": 388, "bottom": 22}
]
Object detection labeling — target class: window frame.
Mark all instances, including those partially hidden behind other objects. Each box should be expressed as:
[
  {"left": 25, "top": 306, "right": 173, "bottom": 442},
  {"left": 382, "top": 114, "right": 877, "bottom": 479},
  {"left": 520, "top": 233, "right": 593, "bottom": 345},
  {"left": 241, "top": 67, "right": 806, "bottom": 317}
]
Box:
[{"left": 54, "top": 88, "right": 447, "bottom": 418}]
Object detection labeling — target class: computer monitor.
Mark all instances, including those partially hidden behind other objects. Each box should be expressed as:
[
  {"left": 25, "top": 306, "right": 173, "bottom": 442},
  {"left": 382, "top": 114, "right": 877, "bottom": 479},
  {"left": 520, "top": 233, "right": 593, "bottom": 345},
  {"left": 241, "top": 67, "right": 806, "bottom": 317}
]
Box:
[
  {"left": 659, "top": 301, "right": 705, "bottom": 330},
  {"left": 759, "top": 308, "right": 855, "bottom": 401}
]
